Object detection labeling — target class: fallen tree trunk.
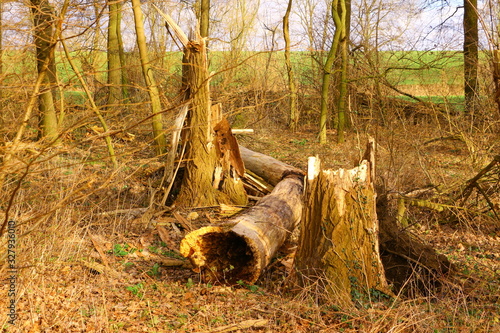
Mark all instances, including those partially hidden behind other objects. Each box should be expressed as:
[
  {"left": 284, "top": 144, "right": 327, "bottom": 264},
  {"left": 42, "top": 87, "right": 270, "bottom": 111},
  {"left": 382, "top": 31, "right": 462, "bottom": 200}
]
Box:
[
  {"left": 377, "top": 194, "right": 454, "bottom": 296},
  {"left": 180, "top": 146, "right": 305, "bottom": 284},
  {"left": 239, "top": 146, "right": 304, "bottom": 186},
  {"left": 180, "top": 173, "right": 304, "bottom": 284},
  {"left": 179, "top": 146, "right": 305, "bottom": 284}
]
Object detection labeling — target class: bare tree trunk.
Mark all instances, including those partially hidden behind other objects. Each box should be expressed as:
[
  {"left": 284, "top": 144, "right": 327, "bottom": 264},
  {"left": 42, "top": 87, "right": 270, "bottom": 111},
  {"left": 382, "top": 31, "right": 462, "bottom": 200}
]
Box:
[
  {"left": 493, "top": 49, "right": 500, "bottom": 116},
  {"left": 107, "top": 0, "right": 122, "bottom": 108},
  {"left": 175, "top": 36, "right": 221, "bottom": 207},
  {"left": 0, "top": 1, "right": 3, "bottom": 102},
  {"left": 319, "top": 0, "right": 342, "bottom": 144},
  {"left": 0, "top": 1, "right": 68, "bottom": 187},
  {"left": 30, "top": 0, "right": 58, "bottom": 141},
  {"left": 295, "top": 139, "right": 391, "bottom": 305},
  {"left": 199, "top": 0, "right": 210, "bottom": 39},
  {"left": 334, "top": 0, "right": 348, "bottom": 144},
  {"left": 131, "top": 0, "right": 167, "bottom": 155},
  {"left": 283, "top": 0, "right": 299, "bottom": 131},
  {"left": 116, "top": 0, "right": 129, "bottom": 102},
  {"left": 239, "top": 146, "right": 304, "bottom": 186},
  {"left": 464, "top": 0, "right": 479, "bottom": 115}
]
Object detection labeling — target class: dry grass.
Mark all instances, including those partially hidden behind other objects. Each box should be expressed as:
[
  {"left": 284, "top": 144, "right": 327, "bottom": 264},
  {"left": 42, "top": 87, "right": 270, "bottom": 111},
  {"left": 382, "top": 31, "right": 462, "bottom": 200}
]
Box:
[{"left": 1, "top": 100, "right": 500, "bottom": 333}]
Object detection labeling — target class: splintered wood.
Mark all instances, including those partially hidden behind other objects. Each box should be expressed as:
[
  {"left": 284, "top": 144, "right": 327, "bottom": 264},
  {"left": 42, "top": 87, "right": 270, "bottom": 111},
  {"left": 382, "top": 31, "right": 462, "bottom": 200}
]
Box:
[{"left": 214, "top": 118, "right": 245, "bottom": 177}]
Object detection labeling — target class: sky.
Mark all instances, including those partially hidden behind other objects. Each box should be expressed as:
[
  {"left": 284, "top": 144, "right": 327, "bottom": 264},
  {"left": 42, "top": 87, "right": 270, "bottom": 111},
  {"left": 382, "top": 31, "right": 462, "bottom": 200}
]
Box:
[
  {"left": 0, "top": 0, "right": 493, "bottom": 52},
  {"left": 252, "top": 0, "right": 467, "bottom": 51}
]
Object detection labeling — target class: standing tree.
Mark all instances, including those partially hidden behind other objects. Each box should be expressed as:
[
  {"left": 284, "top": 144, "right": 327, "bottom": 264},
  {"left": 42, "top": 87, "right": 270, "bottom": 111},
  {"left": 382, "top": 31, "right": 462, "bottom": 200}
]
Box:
[
  {"left": 198, "top": 0, "right": 210, "bottom": 39},
  {"left": 334, "top": 0, "right": 349, "bottom": 143},
  {"left": 30, "top": 0, "right": 58, "bottom": 141},
  {"left": 283, "top": 0, "right": 299, "bottom": 131},
  {"left": 319, "top": 0, "right": 342, "bottom": 144},
  {"left": 107, "top": 0, "right": 122, "bottom": 108},
  {"left": 494, "top": 48, "right": 500, "bottom": 115},
  {"left": 490, "top": 0, "right": 500, "bottom": 114},
  {"left": 464, "top": 0, "right": 479, "bottom": 115},
  {"left": 116, "top": 0, "right": 129, "bottom": 101},
  {"left": 131, "top": 0, "right": 167, "bottom": 155}
]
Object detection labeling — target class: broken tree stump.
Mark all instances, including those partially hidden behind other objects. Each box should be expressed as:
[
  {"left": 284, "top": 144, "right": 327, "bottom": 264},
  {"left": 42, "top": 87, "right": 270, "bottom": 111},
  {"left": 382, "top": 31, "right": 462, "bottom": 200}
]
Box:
[
  {"left": 294, "top": 139, "right": 392, "bottom": 305},
  {"left": 180, "top": 149, "right": 305, "bottom": 284},
  {"left": 155, "top": 8, "right": 247, "bottom": 207}
]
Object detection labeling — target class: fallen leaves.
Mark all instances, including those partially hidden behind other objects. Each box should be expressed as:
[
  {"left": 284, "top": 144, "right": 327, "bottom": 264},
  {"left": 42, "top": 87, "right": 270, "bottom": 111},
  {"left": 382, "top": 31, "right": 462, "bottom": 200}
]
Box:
[{"left": 204, "top": 319, "right": 269, "bottom": 332}]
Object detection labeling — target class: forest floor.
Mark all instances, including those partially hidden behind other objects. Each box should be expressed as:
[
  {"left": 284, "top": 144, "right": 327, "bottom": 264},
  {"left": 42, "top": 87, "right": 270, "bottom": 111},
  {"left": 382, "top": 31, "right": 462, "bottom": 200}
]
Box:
[{"left": 1, "top": 118, "right": 500, "bottom": 332}]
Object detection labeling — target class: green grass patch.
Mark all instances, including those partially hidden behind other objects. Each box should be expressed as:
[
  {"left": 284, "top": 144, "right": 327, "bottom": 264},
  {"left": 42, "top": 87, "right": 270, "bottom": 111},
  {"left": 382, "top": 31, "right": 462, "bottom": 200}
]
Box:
[{"left": 395, "top": 95, "right": 464, "bottom": 104}]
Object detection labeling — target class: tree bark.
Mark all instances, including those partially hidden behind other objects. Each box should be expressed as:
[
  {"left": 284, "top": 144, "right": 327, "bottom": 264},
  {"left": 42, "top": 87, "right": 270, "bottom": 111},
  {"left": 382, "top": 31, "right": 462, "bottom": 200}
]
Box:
[
  {"left": 198, "top": 0, "right": 210, "bottom": 39},
  {"left": 30, "top": 0, "right": 58, "bottom": 141},
  {"left": 492, "top": 49, "right": 500, "bottom": 116},
  {"left": 283, "top": 0, "right": 299, "bottom": 131},
  {"left": 174, "top": 36, "right": 224, "bottom": 207},
  {"left": 464, "top": 0, "right": 479, "bottom": 115},
  {"left": 154, "top": 9, "right": 247, "bottom": 207},
  {"left": 295, "top": 139, "right": 391, "bottom": 305},
  {"left": 239, "top": 146, "right": 304, "bottom": 186},
  {"left": 107, "top": 0, "right": 122, "bottom": 108},
  {"left": 319, "top": 0, "right": 342, "bottom": 144},
  {"left": 180, "top": 174, "right": 304, "bottom": 284},
  {"left": 131, "top": 0, "right": 167, "bottom": 155},
  {"left": 0, "top": 1, "right": 3, "bottom": 101},
  {"left": 334, "top": 0, "right": 348, "bottom": 144},
  {"left": 116, "top": 1, "right": 129, "bottom": 102}
]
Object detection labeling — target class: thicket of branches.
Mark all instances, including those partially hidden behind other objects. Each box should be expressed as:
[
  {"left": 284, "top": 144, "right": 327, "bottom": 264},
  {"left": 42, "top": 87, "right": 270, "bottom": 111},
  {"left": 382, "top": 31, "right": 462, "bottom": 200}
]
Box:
[{"left": 1, "top": 0, "right": 499, "bottom": 144}]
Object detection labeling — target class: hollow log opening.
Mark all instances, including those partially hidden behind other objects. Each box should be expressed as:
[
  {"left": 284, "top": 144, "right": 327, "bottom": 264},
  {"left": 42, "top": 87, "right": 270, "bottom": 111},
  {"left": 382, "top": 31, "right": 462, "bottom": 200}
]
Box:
[
  {"left": 195, "top": 231, "right": 257, "bottom": 284},
  {"left": 180, "top": 174, "right": 304, "bottom": 285}
]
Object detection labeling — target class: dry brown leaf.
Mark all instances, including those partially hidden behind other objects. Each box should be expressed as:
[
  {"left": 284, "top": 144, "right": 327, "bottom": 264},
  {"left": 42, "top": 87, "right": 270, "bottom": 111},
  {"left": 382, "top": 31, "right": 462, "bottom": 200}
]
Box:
[
  {"left": 156, "top": 225, "right": 180, "bottom": 253},
  {"left": 90, "top": 234, "right": 110, "bottom": 267},
  {"left": 281, "top": 258, "right": 294, "bottom": 273},
  {"left": 139, "top": 229, "right": 156, "bottom": 248}
]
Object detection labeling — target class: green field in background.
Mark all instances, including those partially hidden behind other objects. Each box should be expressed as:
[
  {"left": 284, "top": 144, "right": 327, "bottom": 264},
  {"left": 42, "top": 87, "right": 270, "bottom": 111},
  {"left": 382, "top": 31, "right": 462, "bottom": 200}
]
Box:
[{"left": 2, "top": 49, "right": 482, "bottom": 104}]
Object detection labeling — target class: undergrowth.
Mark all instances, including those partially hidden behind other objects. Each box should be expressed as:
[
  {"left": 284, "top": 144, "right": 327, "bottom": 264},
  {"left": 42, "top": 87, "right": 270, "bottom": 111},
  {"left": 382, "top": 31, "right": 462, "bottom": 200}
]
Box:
[{"left": 0, "top": 101, "right": 499, "bottom": 332}]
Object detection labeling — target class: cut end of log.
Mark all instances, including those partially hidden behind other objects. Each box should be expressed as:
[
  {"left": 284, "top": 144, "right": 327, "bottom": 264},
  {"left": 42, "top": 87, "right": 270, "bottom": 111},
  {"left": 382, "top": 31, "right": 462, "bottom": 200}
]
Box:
[{"left": 180, "top": 226, "right": 262, "bottom": 284}]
